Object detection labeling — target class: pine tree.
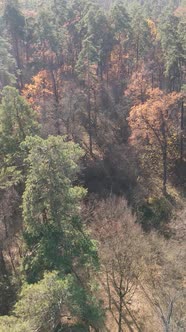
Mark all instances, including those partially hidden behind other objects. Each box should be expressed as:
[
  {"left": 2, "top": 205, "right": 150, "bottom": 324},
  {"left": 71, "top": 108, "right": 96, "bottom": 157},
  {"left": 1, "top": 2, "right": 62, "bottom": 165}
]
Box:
[
  {"left": 0, "top": 36, "right": 16, "bottom": 88},
  {"left": 22, "top": 135, "right": 98, "bottom": 282},
  {"left": 0, "top": 86, "right": 39, "bottom": 188}
]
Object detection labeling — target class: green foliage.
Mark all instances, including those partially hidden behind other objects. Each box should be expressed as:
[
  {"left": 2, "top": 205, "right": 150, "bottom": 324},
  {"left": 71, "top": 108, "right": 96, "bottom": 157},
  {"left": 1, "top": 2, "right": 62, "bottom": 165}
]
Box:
[
  {"left": 0, "top": 272, "right": 104, "bottom": 332},
  {"left": 51, "top": 0, "right": 69, "bottom": 25},
  {"left": 159, "top": 9, "right": 185, "bottom": 90},
  {"left": 22, "top": 135, "right": 98, "bottom": 282},
  {"left": 0, "top": 1, "right": 185, "bottom": 330},
  {"left": 0, "top": 130, "right": 102, "bottom": 329},
  {"left": 57, "top": 325, "right": 89, "bottom": 332},
  {"left": 130, "top": 4, "right": 152, "bottom": 61},
  {"left": 75, "top": 2, "right": 114, "bottom": 81},
  {"left": 36, "top": 9, "right": 61, "bottom": 56},
  {"left": 14, "top": 272, "right": 66, "bottom": 332},
  {"left": 0, "top": 166, "right": 22, "bottom": 189},
  {"left": 0, "top": 272, "right": 66, "bottom": 332},
  {"left": 65, "top": 276, "right": 104, "bottom": 329},
  {"left": 0, "top": 86, "right": 39, "bottom": 147},
  {"left": 75, "top": 35, "right": 98, "bottom": 81},
  {"left": 4, "top": 1, "right": 25, "bottom": 39},
  {"left": 110, "top": 0, "right": 131, "bottom": 35},
  {"left": 0, "top": 36, "right": 16, "bottom": 87},
  {"left": 0, "top": 86, "right": 39, "bottom": 188},
  {"left": 138, "top": 196, "right": 172, "bottom": 231},
  {"left": 0, "top": 316, "right": 30, "bottom": 332},
  {"left": 0, "top": 274, "right": 16, "bottom": 316}
]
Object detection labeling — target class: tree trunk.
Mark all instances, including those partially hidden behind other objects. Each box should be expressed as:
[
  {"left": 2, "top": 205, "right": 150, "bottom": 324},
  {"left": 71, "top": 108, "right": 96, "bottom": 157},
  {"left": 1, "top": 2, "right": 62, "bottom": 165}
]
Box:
[
  {"left": 87, "top": 46, "right": 93, "bottom": 156},
  {"left": 0, "top": 249, "right": 7, "bottom": 276},
  {"left": 87, "top": 89, "right": 93, "bottom": 156},
  {"left": 180, "top": 99, "right": 184, "bottom": 162},
  {"left": 118, "top": 276, "right": 123, "bottom": 332},
  {"left": 136, "top": 36, "right": 139, "bottom": 69},
  {"left": 162, "top": 317, "right": 170, "bottom": 332},
  {"left": 106, "top": 269, "right": 112, "bottom": 310},
  {"left": 118, "top": 293, "right": 123, "bottom": 332},
  {"left": 161, "top": 116, "right": 168, "bottom": 196},
  {"left": 162, "top": 148, "right": 167, "bottom": 196},
  {"left": 118, "top": 33, "right": 122, "bottom": 80},
  {"left": 50, "top": 69, "right": 61, "bottom": 135},
  {"left": 14, "top": 34, "right": 23, "bottom": 91}
]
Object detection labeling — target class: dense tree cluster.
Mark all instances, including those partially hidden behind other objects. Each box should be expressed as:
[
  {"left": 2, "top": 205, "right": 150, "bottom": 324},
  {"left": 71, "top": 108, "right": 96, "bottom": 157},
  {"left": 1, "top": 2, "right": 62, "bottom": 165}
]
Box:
[{"left": 0, "top": 0, "right": 185, "bottom": 331}]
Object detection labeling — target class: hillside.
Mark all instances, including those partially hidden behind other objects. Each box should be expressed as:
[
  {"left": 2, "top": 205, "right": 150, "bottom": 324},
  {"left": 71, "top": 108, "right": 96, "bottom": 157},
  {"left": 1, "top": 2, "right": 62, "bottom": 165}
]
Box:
[{"left": 0, "top": 0, "right": 186, "bottom": 331}]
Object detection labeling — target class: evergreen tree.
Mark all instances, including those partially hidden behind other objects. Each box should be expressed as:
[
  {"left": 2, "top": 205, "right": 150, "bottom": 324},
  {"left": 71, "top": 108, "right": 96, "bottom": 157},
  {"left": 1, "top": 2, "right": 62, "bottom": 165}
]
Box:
[
  {"left": 22, "top": 135, "right": 98, "bottom": 282},
  {"left": 0, "top": 36, "right": 16, "bottom": 88},
  {"left": 159, "top": 8, "right": 185, "bottom": 91},
  {"left": 130, "top": 4, "right": 152, "bottom": 66},
  {"left": 0, "top": 271, "right": 104, "bottom": 331},
  {"left": 0, "top": 86, "right": 39, "bottom": 188},
  {"left": 4, "top": 0, "right": 25, "bottom": 89}
]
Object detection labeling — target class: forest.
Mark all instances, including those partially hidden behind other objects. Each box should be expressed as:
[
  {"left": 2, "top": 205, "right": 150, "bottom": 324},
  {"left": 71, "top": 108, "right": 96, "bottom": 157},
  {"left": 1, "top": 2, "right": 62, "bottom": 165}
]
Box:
[{"left": 0, "top": 0, "right": 186, "bottom": 331}]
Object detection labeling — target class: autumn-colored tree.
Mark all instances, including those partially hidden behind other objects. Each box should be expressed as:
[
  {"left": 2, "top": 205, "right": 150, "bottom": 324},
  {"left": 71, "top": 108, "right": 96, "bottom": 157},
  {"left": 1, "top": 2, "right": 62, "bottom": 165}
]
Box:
[
  {"left": 1, "top": 1, "right": 186, "bottom": 330},
  {"left": 128, "top": 88, "right": 181, "bottom": 194},
  {"left": 125, "top": 63, "right": 151, "bottom": 104},
  {"left": 22, "top": 70, "right": 53, "bottom": 110}
]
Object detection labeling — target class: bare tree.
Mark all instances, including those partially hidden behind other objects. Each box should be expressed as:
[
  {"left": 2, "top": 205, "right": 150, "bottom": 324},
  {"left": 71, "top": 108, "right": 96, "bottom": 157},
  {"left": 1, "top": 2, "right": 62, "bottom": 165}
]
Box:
[
  {"left": 141, "top": 233, "right": 186, "bottom": 332},
  {"left": 92, "top": 196, "right": 146, "bottom": 332}
]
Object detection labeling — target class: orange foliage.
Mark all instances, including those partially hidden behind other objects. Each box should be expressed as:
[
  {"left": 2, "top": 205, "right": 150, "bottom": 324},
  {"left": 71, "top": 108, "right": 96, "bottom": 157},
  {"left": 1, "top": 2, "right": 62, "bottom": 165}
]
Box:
[
  {"left": 174, "top": 6, "right": 186, "bottom": 18},
  {"left": 22, "top": 70, "right": 53, "bottom": 111},
  {"left": 146, "top": 19, "right": 157, "bottom": 40},
  {"left": 22, "top": 10, "right": 37, "bottom": 18},
  {"left": 128, "top": 88, "right": 182, "bottom": 146},
  {"left": 109, "top": 45, "right": 130, "bottom": 80},
  {"left": 125, "top": 65, "right": 151, "bottom": 104}
]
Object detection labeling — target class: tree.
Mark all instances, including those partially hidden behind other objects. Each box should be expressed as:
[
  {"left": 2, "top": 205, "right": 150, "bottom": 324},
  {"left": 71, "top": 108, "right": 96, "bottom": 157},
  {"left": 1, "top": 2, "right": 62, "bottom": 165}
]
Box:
[
  {"left": 130, "top": 4, "right": 152, "bottom": 67},
  {"left": 22, "top": 135, "right": 98, "bottom": 283},
  {"left": 0, "top": 86, "right": 39, "bottom": 188},
  {"left": 4, "top": 0, "right": 26, "bottom": 90},
  {"left": 0, "top": 86, "right": 39, "bottom": 313},
  {"left": 0, "top": 186, "right": 20, "bottom": 315},
  {"left": 34, "top": 7, "right": 65, "bottom": 134},
  {"left": 0, "top": 1, "right": 185, "bottom": 330},
  {"left": 92, "top": 196, "right": 146, "bottom": 332},
  {"left": 20, "top": 135, "right": 104, "bottom": 330},
  {"left": 110, "top": 0, "right": 131, "bottom": 81},
  {"left": 159, "top": 8, "right": 186, "bottom": 92},
  {"left": 128, "top": 88, "right": 181, "bottom": 194},
  {"left": 22, "top": 69, "right": 55, "bottom": 135},
  {"left": 0, "top": 246, "right": 16, "bottom": 316},
  {"left": 76, "top": 34, "right": 98, "bottom": 156},
  {"left": 141, "top": 234, "right": 186, "bottom": 332},
  {"left": 84, "top": 4, "right": 114, "bottom": 81},
  {"left": 125, "top": 63, "right": 151, "bottom": 104},
  {"left": 0, "top": 36, "right": 16, "bottom": 88},
  {"left": 1, "top": 272, "right": 66, "bottom": 332},
  {"left": 0, "top": 271, "right": 104, "bottom": 331}
]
